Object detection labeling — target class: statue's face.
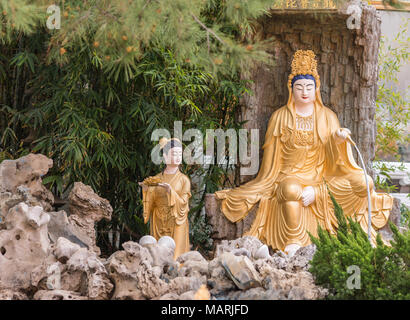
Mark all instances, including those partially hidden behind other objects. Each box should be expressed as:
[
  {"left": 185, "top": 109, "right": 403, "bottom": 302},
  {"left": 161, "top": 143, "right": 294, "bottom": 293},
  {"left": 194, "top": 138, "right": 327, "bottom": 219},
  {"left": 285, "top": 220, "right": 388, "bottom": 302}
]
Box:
[
  {"left": 292, "top": 78, "right": 316, "bottom": 105},
  {"left": 164, "top": 147, "right": 182, "bottom": 166}
]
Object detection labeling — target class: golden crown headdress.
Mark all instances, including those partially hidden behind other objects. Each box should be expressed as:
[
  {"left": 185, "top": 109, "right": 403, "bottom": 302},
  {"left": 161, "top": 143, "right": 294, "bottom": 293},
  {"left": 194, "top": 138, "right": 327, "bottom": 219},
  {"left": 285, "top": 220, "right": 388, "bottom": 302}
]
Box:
[{"left": 288, "top": 50, "right": 320, "bottom": 88}]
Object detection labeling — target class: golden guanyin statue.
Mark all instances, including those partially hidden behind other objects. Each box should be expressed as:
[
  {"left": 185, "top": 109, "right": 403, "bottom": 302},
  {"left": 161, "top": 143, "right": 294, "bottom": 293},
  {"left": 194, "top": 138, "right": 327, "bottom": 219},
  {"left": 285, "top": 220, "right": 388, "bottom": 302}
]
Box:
[
  {"left": 139, "top": 138, "right": 191, "bottom": 259},
  {"left": 215, "top": 50, "right": 393, "bottom": 256}
]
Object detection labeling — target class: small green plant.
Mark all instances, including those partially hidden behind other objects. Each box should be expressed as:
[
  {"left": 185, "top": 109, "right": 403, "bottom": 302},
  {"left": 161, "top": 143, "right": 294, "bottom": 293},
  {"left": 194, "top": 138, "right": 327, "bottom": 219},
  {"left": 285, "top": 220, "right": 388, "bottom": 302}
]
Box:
[
  {"left": 376, "top": 19, "right": 409, "bottom": 162},
  {"left": 400, "top": 202, "right": 410, "bottom": 229},
  {"left": 309, "top": 192, "right": 410, "bottom": 300},
  {"left": 372, "top": 161, "right": 403, "bottom": 193},
  {"left": 189, "top": 208, "right": 213, "bottom": 256}
]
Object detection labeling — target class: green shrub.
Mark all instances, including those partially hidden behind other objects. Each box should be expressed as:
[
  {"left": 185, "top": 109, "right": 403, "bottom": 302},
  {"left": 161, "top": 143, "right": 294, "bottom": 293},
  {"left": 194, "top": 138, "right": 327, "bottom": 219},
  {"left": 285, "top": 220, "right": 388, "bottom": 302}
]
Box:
[
  {"left": 401, "top": 203, "right": 410, "bottom": 229},
  {"left": 309, "top": 193, "right": 410, "bottom": 300}
]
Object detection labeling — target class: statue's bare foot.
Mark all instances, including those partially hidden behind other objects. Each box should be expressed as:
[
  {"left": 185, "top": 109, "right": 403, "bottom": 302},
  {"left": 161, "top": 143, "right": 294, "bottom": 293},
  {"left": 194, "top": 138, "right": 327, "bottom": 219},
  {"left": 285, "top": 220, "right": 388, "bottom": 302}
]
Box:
[{"left": 284, "top": 243, "right": 301, "bottom": 258}]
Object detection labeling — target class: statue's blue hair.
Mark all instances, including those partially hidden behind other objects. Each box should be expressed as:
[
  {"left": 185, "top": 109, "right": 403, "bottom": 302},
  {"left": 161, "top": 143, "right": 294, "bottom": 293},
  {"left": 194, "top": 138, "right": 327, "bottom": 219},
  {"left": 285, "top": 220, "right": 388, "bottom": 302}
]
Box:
[{"left": 291, "top": 74, "right": 316, "bottom": 88}]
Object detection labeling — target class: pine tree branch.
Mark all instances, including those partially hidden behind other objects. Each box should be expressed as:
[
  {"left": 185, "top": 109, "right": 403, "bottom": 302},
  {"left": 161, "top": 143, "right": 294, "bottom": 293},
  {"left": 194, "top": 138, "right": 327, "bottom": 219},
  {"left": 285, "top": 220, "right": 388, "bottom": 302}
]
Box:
[
  {"left": 191, "top": 13, "right": 226, "bottom": 46},
  {"left": 98, "top": 8, "right": 120, "bottom": 22},
  {"left": 142, "top": 0, "right": 153, "bottom": 11},
  {"left": 207, "top": 31, "right": 210, "bottom": 54}
]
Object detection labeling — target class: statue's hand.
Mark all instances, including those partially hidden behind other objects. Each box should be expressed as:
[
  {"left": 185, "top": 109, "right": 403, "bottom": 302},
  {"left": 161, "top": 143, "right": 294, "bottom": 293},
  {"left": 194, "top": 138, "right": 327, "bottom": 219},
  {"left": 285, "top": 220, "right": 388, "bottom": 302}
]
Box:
[
  {"left": 301, "top": 186, "right": 315, "bottom": 207},
  {"left": 335, "top": 128, "right": 351, "bottom": 143}
]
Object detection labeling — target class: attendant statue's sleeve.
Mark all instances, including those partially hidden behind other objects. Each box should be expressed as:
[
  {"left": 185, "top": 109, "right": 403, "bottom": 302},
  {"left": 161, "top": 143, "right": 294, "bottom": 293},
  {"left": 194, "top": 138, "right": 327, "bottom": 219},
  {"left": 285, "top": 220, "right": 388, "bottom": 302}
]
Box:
[
  {"left": 142, "top": 187, "right": 155, "bottom": 224},
  {"left": 167, "top": 176, "right": 191, "bottom": 226}
]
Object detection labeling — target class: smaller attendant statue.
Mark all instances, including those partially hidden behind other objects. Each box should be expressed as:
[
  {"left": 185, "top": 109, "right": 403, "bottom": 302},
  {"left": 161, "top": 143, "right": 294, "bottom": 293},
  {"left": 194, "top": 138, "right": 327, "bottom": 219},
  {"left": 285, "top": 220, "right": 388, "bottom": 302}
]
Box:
[{"left": 139, "top": 138, "right": 192, "bottom": 259}]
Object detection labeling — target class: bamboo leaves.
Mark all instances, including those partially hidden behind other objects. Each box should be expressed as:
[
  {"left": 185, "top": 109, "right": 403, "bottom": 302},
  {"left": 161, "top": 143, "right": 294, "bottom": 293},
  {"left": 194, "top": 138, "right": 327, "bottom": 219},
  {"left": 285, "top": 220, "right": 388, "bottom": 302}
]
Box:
[{"left": 0, "top": 1, "right": 253, "bottom": 254}]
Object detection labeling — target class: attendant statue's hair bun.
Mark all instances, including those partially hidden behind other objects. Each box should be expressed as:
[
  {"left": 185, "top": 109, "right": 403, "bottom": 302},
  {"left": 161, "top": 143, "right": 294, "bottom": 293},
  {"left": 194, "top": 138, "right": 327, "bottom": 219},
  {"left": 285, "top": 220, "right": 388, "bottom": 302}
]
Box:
[
  {"left": 159, "top": 137, "right": 169, "bottom": 150},
  {"left": 160, "top": 137, "right": 183, "bottom": 153}
]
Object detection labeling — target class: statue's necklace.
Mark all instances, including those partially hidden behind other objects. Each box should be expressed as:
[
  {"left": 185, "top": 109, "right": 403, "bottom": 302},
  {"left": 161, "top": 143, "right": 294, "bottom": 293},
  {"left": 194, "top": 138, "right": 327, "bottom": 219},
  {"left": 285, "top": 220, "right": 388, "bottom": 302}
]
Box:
[{"left": 296, "top": 113, "right": 314, "bottom": 131}]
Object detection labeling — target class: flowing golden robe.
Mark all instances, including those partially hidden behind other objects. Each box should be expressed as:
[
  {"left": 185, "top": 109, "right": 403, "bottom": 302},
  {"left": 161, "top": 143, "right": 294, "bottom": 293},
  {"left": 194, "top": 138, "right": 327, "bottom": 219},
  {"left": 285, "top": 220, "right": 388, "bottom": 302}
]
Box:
[
  {"left": 215, "top": 89, "right": 393, "bottom": 251},
  {"left": 142, "top": 171, "right": 191, "bottom": 258}
]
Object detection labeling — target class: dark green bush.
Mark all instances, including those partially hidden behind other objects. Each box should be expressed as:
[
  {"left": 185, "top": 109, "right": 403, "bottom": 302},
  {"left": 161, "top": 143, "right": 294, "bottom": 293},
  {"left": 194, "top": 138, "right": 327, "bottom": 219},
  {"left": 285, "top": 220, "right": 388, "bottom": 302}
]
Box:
[{"left": 309, "top": 193, "right": 410, "bottom": 300}]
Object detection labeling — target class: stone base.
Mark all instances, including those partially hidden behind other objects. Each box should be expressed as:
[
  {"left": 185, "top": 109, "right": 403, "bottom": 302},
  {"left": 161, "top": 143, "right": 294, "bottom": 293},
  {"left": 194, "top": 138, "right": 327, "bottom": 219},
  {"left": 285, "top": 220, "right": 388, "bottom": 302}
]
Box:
[
  {"left": 378, "top": 197, "right": 407, "bottom": 242},
  {"left": 204, "top": 193, "right": 258, "bottom": 243}
]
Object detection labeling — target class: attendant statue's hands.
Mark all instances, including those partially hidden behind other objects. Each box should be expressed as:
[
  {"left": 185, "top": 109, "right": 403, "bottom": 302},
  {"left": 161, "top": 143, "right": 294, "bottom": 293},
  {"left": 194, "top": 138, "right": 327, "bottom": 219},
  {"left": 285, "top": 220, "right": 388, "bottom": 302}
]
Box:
[
  {"left": 138, "top": 182, "right": 148, "bottom": 191},
  {"left": 158, "top": 182, "right": 172, "bottom": 194},
  {"left": 335, "top": 128, "right": 352, "bottom": 143},
  {"left": 301, "top": 186, "right": 315, "bottom": 207}
]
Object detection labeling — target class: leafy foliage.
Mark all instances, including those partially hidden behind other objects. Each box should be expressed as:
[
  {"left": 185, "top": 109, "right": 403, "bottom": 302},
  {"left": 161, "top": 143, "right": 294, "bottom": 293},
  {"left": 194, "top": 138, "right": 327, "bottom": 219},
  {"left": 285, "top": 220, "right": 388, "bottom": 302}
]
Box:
[
  {"left": 375, "top": 19, "right": 409, "bottom": 162},
  {"left": 0, "top": 1, "right": 257, "bottom": 256},
  {"left": 372, "top": 161, "right": 401, "bottom": 193},
  {"left": 400, "top": 203, "right": 410, "bottom": 229},
  {"left": 309, "top": 192, "right": 410, "bottom": 300},
  {"left": 1, "top": 0, "right": 282, "bottom": 78}
]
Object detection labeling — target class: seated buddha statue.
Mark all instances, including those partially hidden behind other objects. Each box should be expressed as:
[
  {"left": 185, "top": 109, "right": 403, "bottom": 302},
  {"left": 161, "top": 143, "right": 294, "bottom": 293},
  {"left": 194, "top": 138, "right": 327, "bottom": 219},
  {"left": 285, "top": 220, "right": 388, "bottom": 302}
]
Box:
[
  {"left": 139, "top": 138, "right": 192, "bottom": 259},
  {"left": 215, "top": 50, "right": 393, "bottom": 257}
]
